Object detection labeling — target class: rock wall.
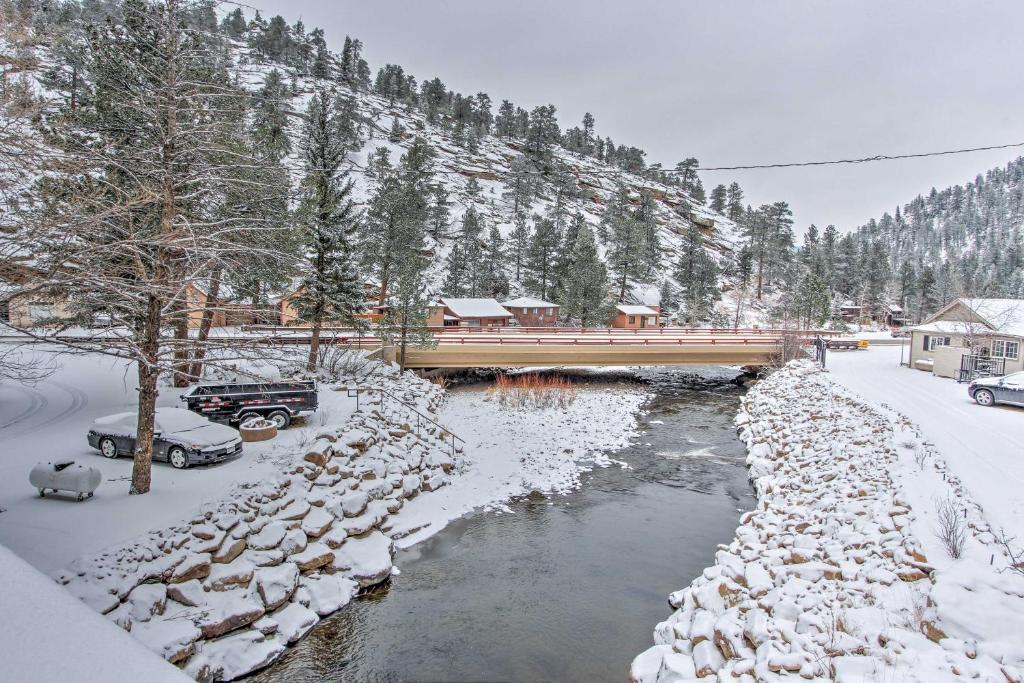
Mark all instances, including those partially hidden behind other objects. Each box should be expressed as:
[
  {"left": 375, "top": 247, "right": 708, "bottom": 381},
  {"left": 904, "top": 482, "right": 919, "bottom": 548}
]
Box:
[
  {"left": 54, "top": 376, "right": 458, "bottom": 681},
  {"left": 631, "top": 361, "right": 1023, "bottom": 682}
]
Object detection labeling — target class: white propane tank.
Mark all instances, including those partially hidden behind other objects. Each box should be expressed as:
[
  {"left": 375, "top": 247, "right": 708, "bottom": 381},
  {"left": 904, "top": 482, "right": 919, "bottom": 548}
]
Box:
[{"left": 29, "top": 461, "right": 102, "bottom": 501}]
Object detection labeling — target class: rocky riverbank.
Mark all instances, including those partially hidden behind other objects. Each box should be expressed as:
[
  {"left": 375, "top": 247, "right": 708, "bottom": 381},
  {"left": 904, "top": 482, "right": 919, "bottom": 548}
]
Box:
[
  {"left": 54, "top": 368, "right": 459, "bottom": 681},
  {"left": 632, "top": 361, "right": 1024, "bottom": 682}
]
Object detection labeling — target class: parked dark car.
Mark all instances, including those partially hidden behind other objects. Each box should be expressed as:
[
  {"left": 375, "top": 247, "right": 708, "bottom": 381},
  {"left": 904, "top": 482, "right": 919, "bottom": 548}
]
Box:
[
  {"left": 180, "top": 380, "right": 318, "bottom": 429},
  {"left": 87, "top": 408, "right": 243, "bottom": 469},
  {"left": 968, "top": 371, "right": 1024, "bottom": 408}
]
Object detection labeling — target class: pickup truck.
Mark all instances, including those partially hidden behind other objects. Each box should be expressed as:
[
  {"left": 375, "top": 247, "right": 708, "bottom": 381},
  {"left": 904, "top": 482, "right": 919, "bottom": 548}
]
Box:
[{"left": 180, "top": 380, "right": 318, "bottom": 429}]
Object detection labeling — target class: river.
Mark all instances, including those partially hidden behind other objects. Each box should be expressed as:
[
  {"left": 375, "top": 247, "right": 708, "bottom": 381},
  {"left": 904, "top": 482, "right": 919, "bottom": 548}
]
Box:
[{"left": 250, "top": 368, "right": 754, "bottom": 682}]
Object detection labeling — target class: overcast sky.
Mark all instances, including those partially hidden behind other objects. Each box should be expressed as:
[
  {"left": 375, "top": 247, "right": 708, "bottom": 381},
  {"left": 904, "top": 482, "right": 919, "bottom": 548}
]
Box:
[{"left": 250, "top": 0, "right": 1024, "bottom": 232}]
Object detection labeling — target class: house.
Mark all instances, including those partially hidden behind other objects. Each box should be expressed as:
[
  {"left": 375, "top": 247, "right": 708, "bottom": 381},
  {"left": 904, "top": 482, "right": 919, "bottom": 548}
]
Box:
[
  {"left": 0, "top": 267, "right": 76, "bottom": 328},
  {"left": 907, "top": 298, "right": 1024, "bottom": 379},
  {"left": 427, "top": 298, "right": 512, "bottom": 329},
  {"left": 882, "top": 303, "right": 908, "bottom": 328},
  {"left": 839, "top": 301, "right": 865, "bottom": 324},
  {"left": 184, "top": 281, "right": 227, "bottom": 329},
  {"left": 611, "top": 304, "right": 660, "bottom": 329},
  {"left": 500, "top": 297, "right": 560, "bottom": 326}
]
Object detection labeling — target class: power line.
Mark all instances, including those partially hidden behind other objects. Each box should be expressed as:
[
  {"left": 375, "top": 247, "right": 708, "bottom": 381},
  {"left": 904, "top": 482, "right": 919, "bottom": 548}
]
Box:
[{"left": 687, "top": 141, "right": 1024, "bottom": 172}]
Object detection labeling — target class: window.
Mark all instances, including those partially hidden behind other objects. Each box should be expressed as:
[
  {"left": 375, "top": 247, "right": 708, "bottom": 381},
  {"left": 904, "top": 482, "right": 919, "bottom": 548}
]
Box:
[
  {"left": 628, "top": 316, "right": 636, "bottom": 324},
  {"left": 648, "top": 316, "right": 657, "bottom": 326},
  {"left": 992, "top": 339, "right": 1020, "bottom": 360},
  {"left": 28, "top": 303, "right": 53, "bottom": 322},
  {"left": 533, "top": 308, "right": 538, "bottom": 314},
  {"left": 547, "top": 308, "right": 553, "bottom": 315},
  {"left": 927, "top": 335, "right": 950, "bottom": 351}
]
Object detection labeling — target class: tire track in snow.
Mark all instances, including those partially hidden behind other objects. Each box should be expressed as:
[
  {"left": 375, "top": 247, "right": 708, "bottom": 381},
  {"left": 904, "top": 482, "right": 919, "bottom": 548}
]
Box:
[
  {"left": 34, "top": 381, "right": 89, "bottom": 430},
  {"left": 0, "top": 385, "right": 48, "bottom": 432}
]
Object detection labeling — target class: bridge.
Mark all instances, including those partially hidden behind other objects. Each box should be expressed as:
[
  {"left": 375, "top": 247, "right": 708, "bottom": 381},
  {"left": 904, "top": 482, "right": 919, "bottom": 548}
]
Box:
[
  {"left": 382, "top": 327, "right": 839, "bottom": 369},
  {"left": 3, "top": 326, "right": 840, "bottom": 369}
]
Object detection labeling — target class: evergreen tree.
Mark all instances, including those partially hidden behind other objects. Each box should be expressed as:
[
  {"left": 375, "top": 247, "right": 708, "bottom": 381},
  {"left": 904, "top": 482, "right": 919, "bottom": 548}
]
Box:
[
  {"left": 509, "top": 213, "right": 531, "bottom": 283},
  {"left": 709, "top": 184, "right": 728, "bottom": 214},
  {"left": 363, "top": 137, "right": 434, "bottom": 305},
  {"left": 675, "top": 224, "right": 720, "bottom": 323},
  {"left": 525, "top": 215, "right": 561, "bottom": 300},
  {"left": 252, "top": 69, "right": 291, "bottom": 161},
  {"left": 388, "top": 116, "right": 404, "bottom": 142},
  {"left": 293, "top": 91, "right": 364, "bottom": 372},
  {"left": 726, "top": 182, "right": 744, "bottom": 220},
  {"left": 561, "top": 224, "right": 609, "bottom": 326},
  {"left": 482, "top": 224, "right": 510, "bottom": 298}
]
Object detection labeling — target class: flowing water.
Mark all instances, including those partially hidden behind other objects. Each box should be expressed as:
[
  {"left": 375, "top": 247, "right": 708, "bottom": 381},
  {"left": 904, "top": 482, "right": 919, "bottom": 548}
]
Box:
[{"left": 252, "top": 368, "right": 754, "bottom": 682}]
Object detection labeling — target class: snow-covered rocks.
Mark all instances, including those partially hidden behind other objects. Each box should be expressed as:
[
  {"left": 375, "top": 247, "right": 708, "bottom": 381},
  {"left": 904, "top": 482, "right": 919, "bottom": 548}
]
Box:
[
  {"left": 632, "top": 361, "right": 1024, "bottom": 683},
  {"left": 55, "top": 369, "right": 459, "bottom": 680},
  {"left": 254, "top": 563, "right": 299, "bottom": 611}
]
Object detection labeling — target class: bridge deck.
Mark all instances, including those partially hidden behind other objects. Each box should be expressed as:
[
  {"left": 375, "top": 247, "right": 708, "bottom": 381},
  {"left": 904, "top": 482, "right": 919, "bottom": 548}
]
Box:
[{"left": 396, "top": 337, "right": 784, "bottom": 368}]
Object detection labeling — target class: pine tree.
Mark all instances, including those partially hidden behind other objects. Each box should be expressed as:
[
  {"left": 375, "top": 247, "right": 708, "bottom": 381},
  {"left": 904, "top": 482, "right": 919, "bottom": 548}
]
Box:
[
  {"left": 561, "top": 224, "right": 609, "bottom": 326},
  {"left": 293, "top": 91, "right": 364, "bottom": 372},
  {"left": 428, "top": 184, "right": 451, "bottom": 239},
  {"left": 495, "top": 99, "right": 515, "bottom": 138},
  {"left": 252, "top": 69, "right": 292, "bottom": 161},
  {"left": 658, "top": 279, "right": 678, "bottom": 316},
  {"left": 482, "top": 224, "right": 510, "bottom": 298},
  {"left": 726, "top": 182, "right": 744, "bottom": 220},
  {"left": 363, "top": 137, "right": 434, "bottom": 305},
  {"left": 675, "top": 224, "right": 721, "bottom": 323},
  {"left": 388, "top": 116, "right": 404, "bottom": 142},
  {"left": 379, "top": 251, "right": 433, "bottom": 371},
  {"left": 310, "top": 27, "right": 329, "bottom": 79},
  {"left": 709, "top": 184, "right": 728, "bottom": 214},
  {"left": 525, "top": 216, "right": 561, "bottom": 300},
  {"left": 509, "top": 213, "right": 531, "bottom": 283}
]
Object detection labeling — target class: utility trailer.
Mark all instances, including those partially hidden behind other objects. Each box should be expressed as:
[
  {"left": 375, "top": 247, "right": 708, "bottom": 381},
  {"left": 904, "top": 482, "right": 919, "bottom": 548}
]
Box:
[
  {"left": 825, "top": 338, "right": 869, "bottom": 351},
  {"left": 181, "top": 381, "right": 317, "bottom": 430}
]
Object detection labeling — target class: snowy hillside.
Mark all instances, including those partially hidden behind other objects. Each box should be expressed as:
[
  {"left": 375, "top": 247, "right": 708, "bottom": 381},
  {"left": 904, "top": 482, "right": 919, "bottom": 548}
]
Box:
[
  {"left": 0, "top": 2, "right": 745, "bottom": 317},
  {"left": 226, "top": 40, "right": 744, "bottom": 306}
]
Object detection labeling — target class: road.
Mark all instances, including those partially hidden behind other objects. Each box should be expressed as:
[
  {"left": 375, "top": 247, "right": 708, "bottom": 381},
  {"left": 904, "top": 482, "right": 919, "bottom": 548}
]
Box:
[{"left": 828, "top": 344, "right": 1024, "bottom": 539}]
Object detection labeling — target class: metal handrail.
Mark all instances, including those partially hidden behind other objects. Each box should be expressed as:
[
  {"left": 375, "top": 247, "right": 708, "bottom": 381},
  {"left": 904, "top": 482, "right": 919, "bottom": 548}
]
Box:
[{"left": 346, "top": 386, "right": 464, "bottom": 457}]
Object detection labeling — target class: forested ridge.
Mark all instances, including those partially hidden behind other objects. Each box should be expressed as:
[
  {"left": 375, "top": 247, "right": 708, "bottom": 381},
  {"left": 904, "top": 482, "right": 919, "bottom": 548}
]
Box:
[{"left": 2, "top": 0, "right": 1022, "bottom": 339}]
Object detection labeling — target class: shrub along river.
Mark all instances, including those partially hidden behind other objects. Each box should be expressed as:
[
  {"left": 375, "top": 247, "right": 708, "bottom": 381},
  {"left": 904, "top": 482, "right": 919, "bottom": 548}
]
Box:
[{"left": 251, "top": 368, "right": 755, "bottom": 682}]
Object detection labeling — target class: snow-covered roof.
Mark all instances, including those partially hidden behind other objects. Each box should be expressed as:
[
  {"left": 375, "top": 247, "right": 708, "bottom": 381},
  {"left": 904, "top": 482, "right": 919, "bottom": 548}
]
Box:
[
  {"left": 501, "top": 297, "right": 558, "bottom": 308},
  {"left": 617, "top": 305, "right": 659, "bottom": 315},
  {"left": 960, "top": 298, "right": 1024, "bottom": 337},
  {"left": 441, "top": 298, "right": 512, "bottom": 319},
  {"left": 910, "top": 321, "right": 975, "bottom": 335}
]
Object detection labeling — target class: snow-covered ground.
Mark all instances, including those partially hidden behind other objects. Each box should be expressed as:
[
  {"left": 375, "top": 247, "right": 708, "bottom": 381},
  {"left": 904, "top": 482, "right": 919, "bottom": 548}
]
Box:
[
  {"left": 633, "top": 360, "right": 1024, "bottom": 682},
  {"left": 828, "top": 344, "right": 1024, "bottom": 540},
  {"left": 389, "top": 381, "right": 650, "bottom": 547},
  {"left": 0, "top": 346, "right": 357, "bottom": 573},
  {"left": 0, "top": 542, "right": 188, "bottom": 682},
  {"left": 1, "top": 346, "right": 652, "bottom": 680}
]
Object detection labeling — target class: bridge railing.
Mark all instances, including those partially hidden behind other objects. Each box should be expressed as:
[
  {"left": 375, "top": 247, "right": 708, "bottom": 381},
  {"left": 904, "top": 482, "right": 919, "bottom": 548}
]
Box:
[
  {"left": 432, "top": 336, "right": 801, "bottom": 346},
  {"left": 435, "top": 326, "right": 843, "bottom": 337}
]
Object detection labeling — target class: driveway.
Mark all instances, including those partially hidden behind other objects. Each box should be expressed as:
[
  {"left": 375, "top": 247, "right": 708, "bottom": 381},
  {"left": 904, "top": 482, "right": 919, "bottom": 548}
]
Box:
[
  {"left": 827, "top": 344, "right": 1024, "bottom": 539},
  {"left": 0, "top": 345, "right": 354, "bottom": 573}
]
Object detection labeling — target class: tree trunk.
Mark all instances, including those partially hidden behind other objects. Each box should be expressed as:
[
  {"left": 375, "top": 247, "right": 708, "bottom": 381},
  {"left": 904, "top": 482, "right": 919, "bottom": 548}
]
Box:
[
  {"left": 307, "top": 316, "right": 322, "bottom": 372},
  {"left": 172, "top": 302, "right": 190, "bottom": 387},
  {"left": 130, "top": 296, "right": 161, "bottom": 495},
  {"left": 756, "top": 256, "right": 764, "bottom": 301},
  {"left": 188, "top": 266, "right": 222, "bottom": 381},
  {"left": 131, "top": 0, "right": 179, "bottom": 494},
  {"left": 377, "top": 263, "right": 390, "bottom": 308}
]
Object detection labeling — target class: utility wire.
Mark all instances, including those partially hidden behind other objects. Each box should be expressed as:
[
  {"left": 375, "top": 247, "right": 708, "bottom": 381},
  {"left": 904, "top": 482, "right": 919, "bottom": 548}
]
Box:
[{"left": 689, "top": 141, "right": 1024, "bottom": 172}]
